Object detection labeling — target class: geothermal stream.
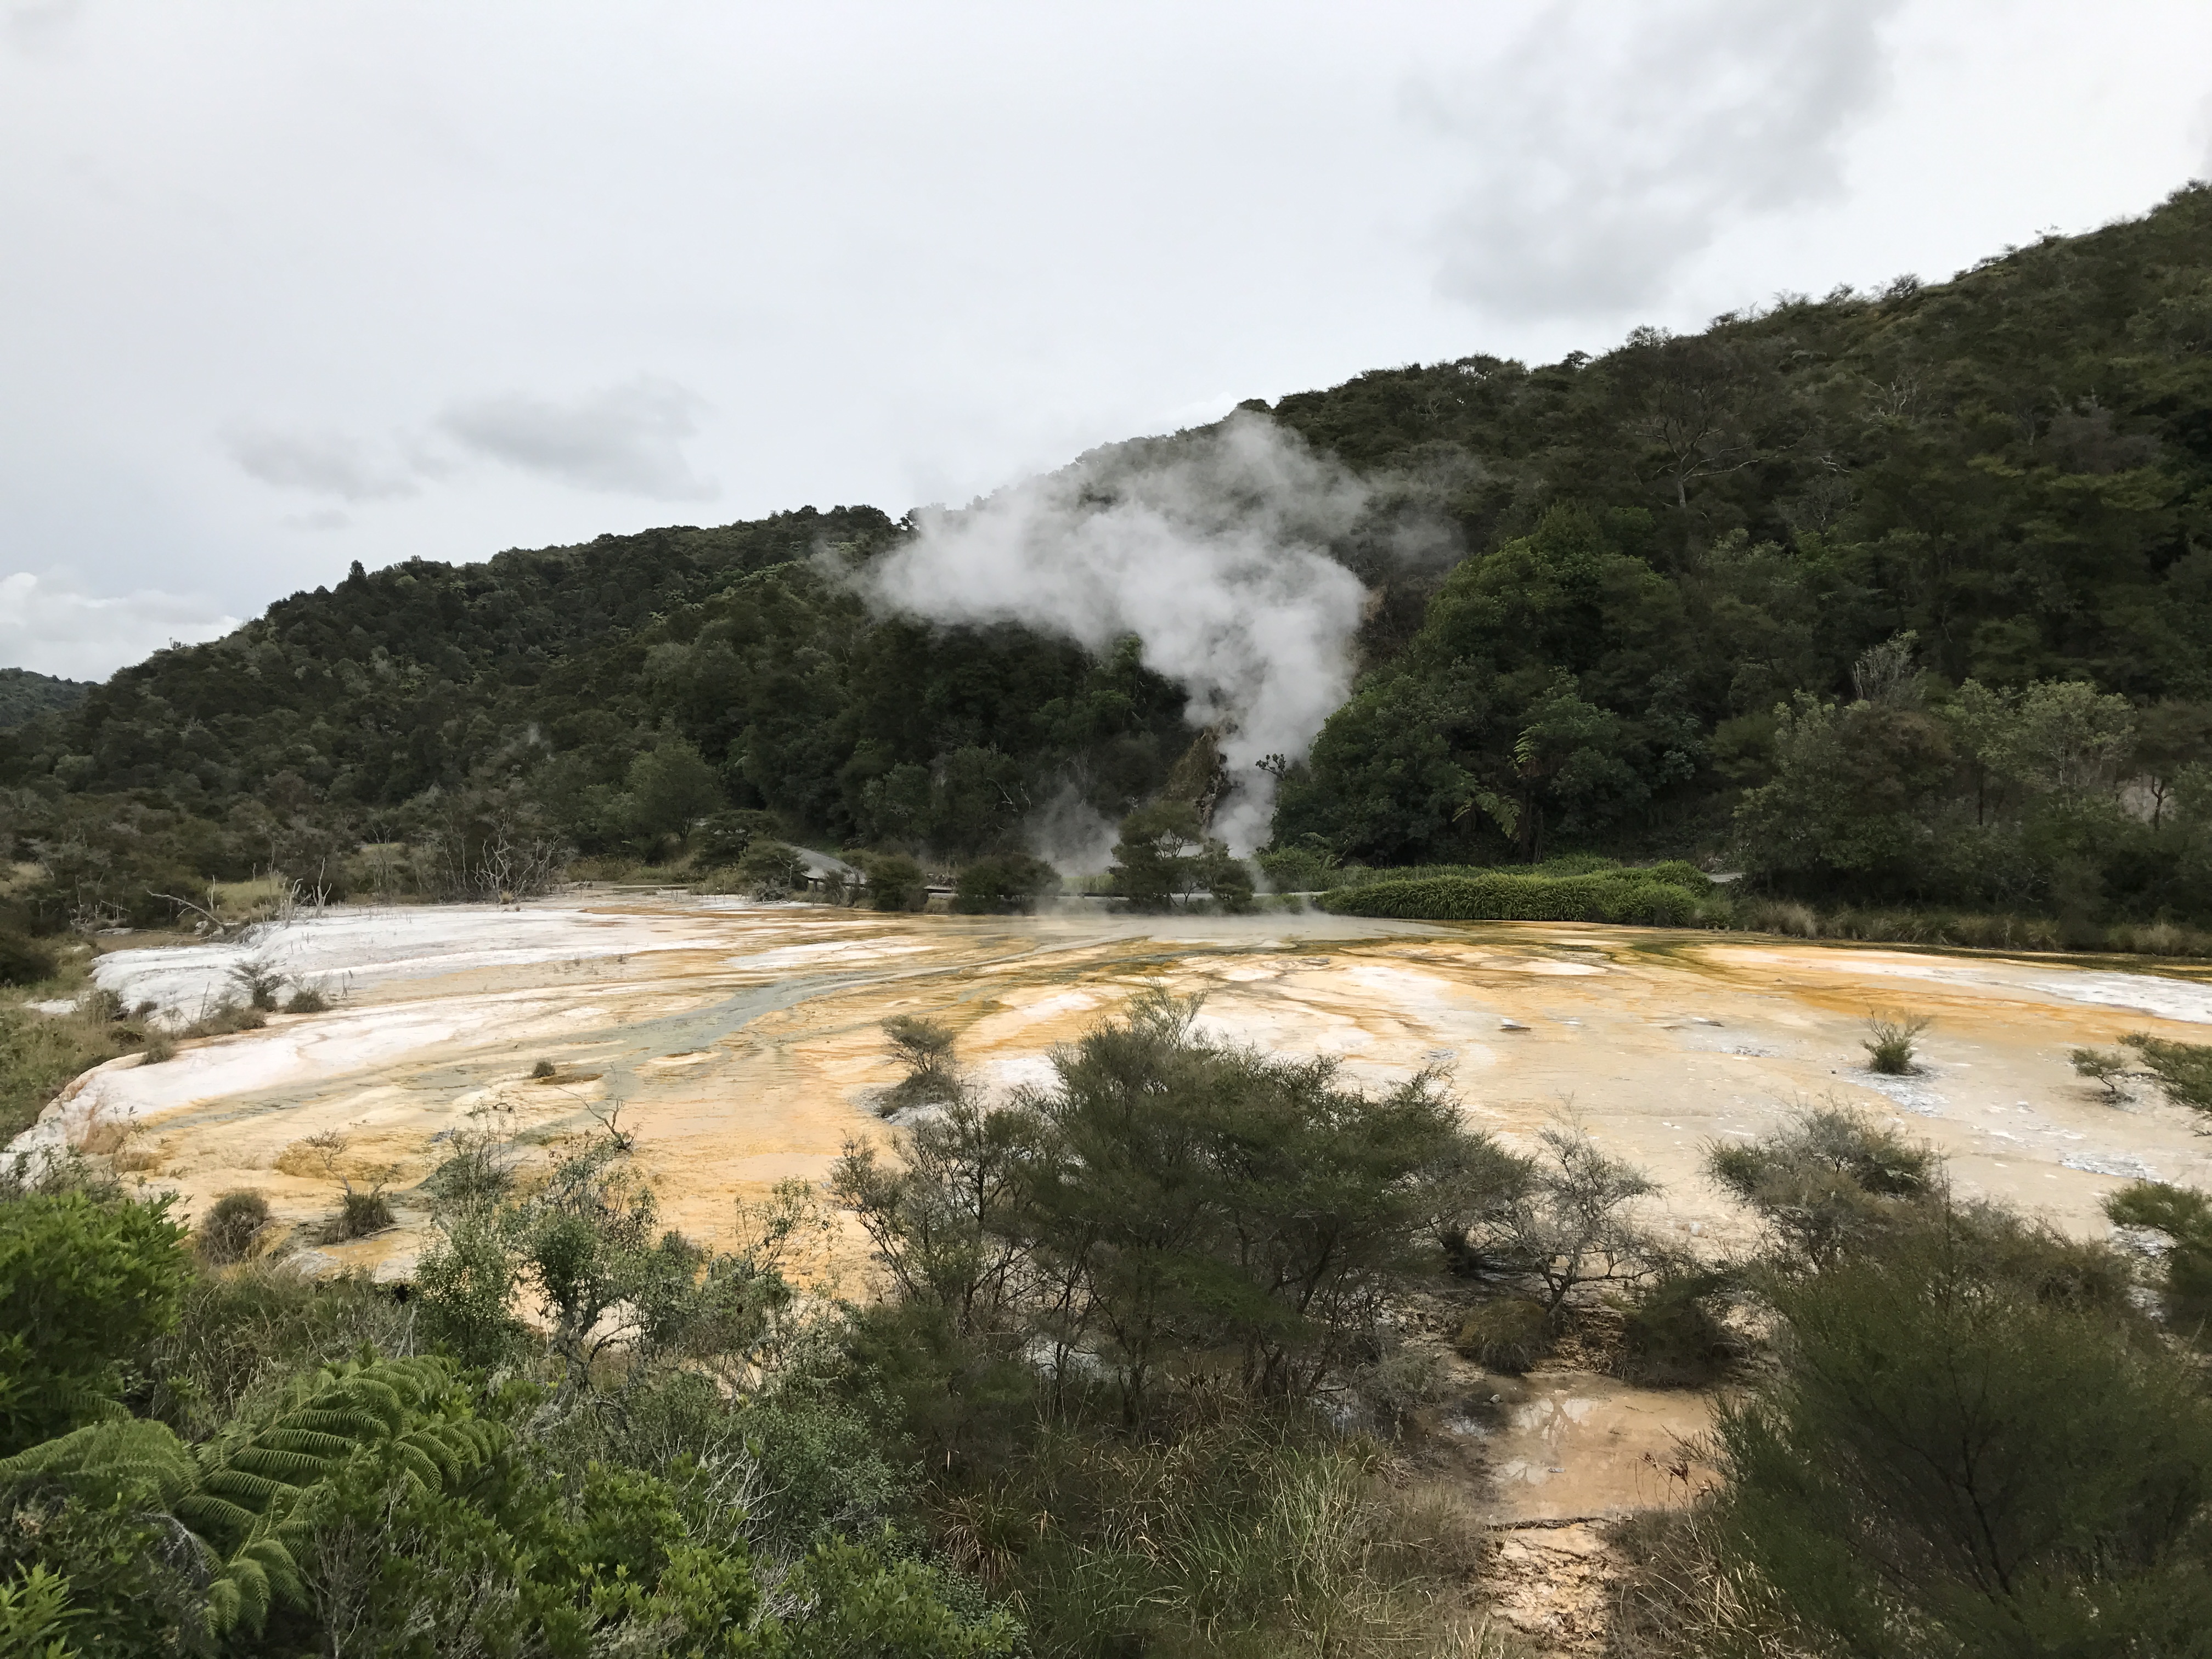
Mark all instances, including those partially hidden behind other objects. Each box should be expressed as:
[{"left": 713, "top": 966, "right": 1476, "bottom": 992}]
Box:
[{"left": 15, "top": 896, "right": 2212, "bottom": 1537}]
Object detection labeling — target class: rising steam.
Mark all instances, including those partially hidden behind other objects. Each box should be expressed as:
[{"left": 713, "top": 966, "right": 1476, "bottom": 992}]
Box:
[{"left": 858, "top": 413, "right": 1372, "bottom": 854}]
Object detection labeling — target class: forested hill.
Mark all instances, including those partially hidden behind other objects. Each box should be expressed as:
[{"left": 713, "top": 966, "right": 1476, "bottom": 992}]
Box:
[
  {"left": 5, "top": 181, "right": 2211, "bottom": 927},
  {"left": 0, "top": 669, "right": 92, "bottom": 730}
]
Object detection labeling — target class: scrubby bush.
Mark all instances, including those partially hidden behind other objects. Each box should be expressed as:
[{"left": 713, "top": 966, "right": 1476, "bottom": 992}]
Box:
[
  {"left": 1860, "top": 1009, "right": 1932, "bottom": 1074},
  {"left": 873, "top": 1014, "right": 964, "bottom": 1118},
  {"left": 281, "top": 985, "right": 329, "bottom": 1014},
  {"left": 0, "top": 933, "right": 57, "bottom": 988},
  {"left": 1707, "top": 1104, "right": 1938, "bottom": 1266},
  {"left": 2123, "top": 1032, "right": 2212, "bottom": 1116},
  {"left": 2070, "top": 1045, "right": 2134, "bottom": 1101},
  {"left": 1712, "top": 1206, "right": 2212, "bottom": 1654},
  {"left": 1453, "top": 1299, "right": 1551, "bottom": 1372},
  {"left": 1614, "top": 1266, "right": 1739, "bottom": 1386},
  {"left": 195, "top": 1189, "right": 270, "bottom": 1265},
  {"left": 733, "top": 837, "right": 809, "bottom": 900},
  {"left": 2104, "top": 1180, "right": 2212, "bottom": 1336},
  {"left": 1453, "top": 1121, "right": 1660, "bottom": 1317},
  {"left": 531, "top": 1056, "right": 557, "bottom": 1079},
  {"left": 229, "top": 958, "right": 287, "bottom": 1011},
  {"left": 1254, "top": 840, "right": 1338, "bottom": 894},
  {"left": 861, "top": 853, "right": 928, "bottom": 912}
]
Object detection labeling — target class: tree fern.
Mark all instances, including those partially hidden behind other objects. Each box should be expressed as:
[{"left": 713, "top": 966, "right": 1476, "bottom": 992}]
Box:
[{"left": 0, "top": 1354, "right": 507, "bottom": 1635}]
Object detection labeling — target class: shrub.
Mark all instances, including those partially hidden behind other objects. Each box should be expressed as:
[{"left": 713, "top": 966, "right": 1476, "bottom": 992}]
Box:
[
  {"left": 951, "top": 854, "right": 1062, "bottom": 915},
  {"left": 532, "top": 1057, "right": 557, "bottom": 1079},
  {"left": 2104, "top": 1181, "right": 2212, "bottom": 1336},
  {"left": 181, "top": 1000, "right": 267, "bottom": 1038},
  {"left": 196, "top": 1189, "right": 271, "bottom": 1264},
  {"left": 1254, "top": 842, "right": 1339, "bottom": 894},
  {"left": 1319, "top": 868, "right": 1706, "bottom": 926},
  {"left": 1707, "top": 1104, "right": 1938, "bottom": 1267},
  {"left": 0, "top": 932, "right": 57, "bottom": 988},
  {"left": 1453, "top": 1299, "right": 1551, "bottom": 1372},
  {"left": 229, "top": 958, "right": 287, "bottom": 1011},
  {"left": 1712, "top": 1206, "right": 2212, "bottom": 1652},
  {"left": 0, "top": 1190, "right": 190, "bottom": 1453},
  {"left": 874, "top": 1014, "right": 963, "bottom": 1117},
  {"left": 861, "top": 853, "right": 928, "bottom": 912},
  {"left": 1613, "top": 1267, "right": 1738, "bottom": 1386},
  {"left": 1453, "top": 1121, "right": 1659, "bottom": 1316},
  {"left": 1860, "top": 1009, "right": 1931, "bottom": 1074},
  {"left": 2122, "top": 1032, "right": 2212, "bottom": 1116},
  {"left": 303, "top": 1131, "right": 399, "bottom": 1241},
  {"left": 282, "top": 985, "right": 329, "bottom": 1014},
  {"left": 336, "top": 1187, "right": 395, "bottom": 1239},
  {"left": 734, "top": 838, "right": 809, "bottom": 900},
  {"left": 137, "top": 1031, "right": 177, "bottom": 1065},
  {"left": 2070, "top": 1046, "right": 2134, "bottom": 1101}
]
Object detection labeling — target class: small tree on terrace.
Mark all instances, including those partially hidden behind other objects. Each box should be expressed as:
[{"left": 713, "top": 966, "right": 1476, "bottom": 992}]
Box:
[{"left": 1458, "top": 1120, "right": 1660, "bottom": 1319}]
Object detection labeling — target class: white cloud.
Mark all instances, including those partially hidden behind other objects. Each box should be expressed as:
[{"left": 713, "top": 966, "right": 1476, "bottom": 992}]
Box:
[
  {"left": 437, "top": 376, "right": 717, "bottom": 501},
  {"left": 0, "top": 572, "right": 238, "bottom": 681},
  {"left": 1418, "top": 0, "right": 1902, "bottom": 320}
]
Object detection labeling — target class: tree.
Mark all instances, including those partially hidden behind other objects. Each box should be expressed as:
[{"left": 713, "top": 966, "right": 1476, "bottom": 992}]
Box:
[
  {"left": 1108, "top": 801, "right": 1203, "bottom": 911},
  {"left": 623, "top": 735, "right": 724, "bottom": 848},
  {"left": 836, "top": 991, "right": 1494, "bottom": 1414},
  {"left": 416, "top": 1116, "right": 814, "bottom": 1406},
  {"left": 1458, "top": 1122, "right": 1658, "bottom": 1318},
  {"left": 2123, "top": 1032, "right": 2212, "bottom": 1116}
]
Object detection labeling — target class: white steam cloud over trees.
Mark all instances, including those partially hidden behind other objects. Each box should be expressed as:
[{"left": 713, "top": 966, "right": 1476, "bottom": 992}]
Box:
[{"left": 857, "top": 414, "right": 1375, "bottom": 852}]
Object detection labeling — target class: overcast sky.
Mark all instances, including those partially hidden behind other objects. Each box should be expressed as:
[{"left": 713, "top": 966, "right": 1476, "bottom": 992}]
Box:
[{"left": 3, "top": 0, "right": 2210, "bottom": 680}]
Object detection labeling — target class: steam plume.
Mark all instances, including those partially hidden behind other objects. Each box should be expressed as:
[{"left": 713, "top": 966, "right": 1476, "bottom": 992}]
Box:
[{"left": 859, "top": 414, "right": 1370, "bottom": 854}]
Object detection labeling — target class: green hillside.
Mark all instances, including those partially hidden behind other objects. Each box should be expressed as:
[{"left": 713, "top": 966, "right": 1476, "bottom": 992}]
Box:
[
  {"left": 4, "top": 182, "right": 2211, "bottom": 928},
  {"left": 0, "top": 668, "right": 92, "bottom": 730}
]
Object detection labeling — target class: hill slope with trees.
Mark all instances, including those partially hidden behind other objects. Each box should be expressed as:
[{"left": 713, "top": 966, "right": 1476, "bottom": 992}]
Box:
[{"left": 3, "top": 182, "right": 2210, "bottom": 930}]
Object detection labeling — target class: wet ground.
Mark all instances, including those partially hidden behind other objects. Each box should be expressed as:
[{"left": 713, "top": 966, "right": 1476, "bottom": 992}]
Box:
[{"left": 16, "top": 895, "right": 2212, "bottom": 1526}]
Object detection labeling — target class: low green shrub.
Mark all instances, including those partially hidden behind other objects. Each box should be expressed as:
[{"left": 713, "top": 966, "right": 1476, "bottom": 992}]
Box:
[
  {"left": 1453, "top": 1298, "right": 1551, "bottom": 1372},
  {"left": 195, "top": 1190, "right": 271, "bottom": 1265},
  {"left": 0, "top": 932, "right": 58, "bottom": 988},
  {"left": 2123, "top": 1033, "right": 2212, "bottom": 1116},
  {"left": 1861, "top": 1011, "right": 1932, "bottom": 1075},
  {"left": 1321, "top": 866, "right": 1708, "bottom": 926},
  {"left": 952, "top": 854, "right": 1062, "bottom": 915},
  {"left": 1614, "top": 1268, "right": 1738, "bottom": 1387}
]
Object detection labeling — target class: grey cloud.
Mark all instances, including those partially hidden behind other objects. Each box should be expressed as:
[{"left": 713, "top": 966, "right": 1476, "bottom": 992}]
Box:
[
  {"left": 1419, "top": 0, "right": 1901, "bottom": 320},
  {"left": 6, "top": 1, "right": 84, "bottom": 57},
  {"left": 437, "top": 376, "right": 717, "bottom": 501},
  {"left": 228, "top": 428, "right": 426, "bottom": 501}
]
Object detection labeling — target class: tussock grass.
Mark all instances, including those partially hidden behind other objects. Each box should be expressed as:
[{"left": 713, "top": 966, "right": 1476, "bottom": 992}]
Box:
[{"left": 936, "top": 1412, "right": 1494, "bottom": 1659}]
